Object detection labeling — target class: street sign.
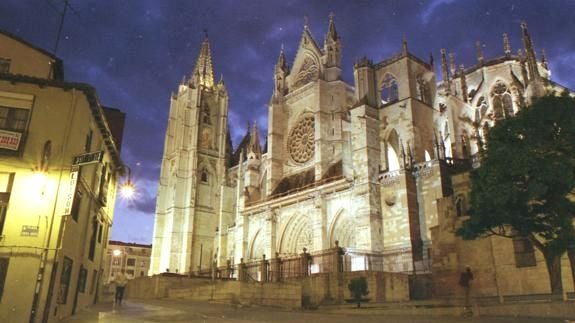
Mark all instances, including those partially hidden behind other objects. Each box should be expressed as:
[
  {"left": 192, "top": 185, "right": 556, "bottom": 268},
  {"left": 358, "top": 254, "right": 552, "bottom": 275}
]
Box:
[
  {"left": 21, "top": 225, "right": 39, "bottom": 237},
  {"left": 63, "top": 166, "right": 80, "bottom": 215},
  {"left": 72, "top": 151, "right": 103, "bottom": 166}
]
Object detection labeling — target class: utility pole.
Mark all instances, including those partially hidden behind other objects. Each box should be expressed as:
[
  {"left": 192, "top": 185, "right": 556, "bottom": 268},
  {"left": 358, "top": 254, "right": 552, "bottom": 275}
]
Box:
[{"left": 53, "top": 0, "right": 77, "bottom": 55}]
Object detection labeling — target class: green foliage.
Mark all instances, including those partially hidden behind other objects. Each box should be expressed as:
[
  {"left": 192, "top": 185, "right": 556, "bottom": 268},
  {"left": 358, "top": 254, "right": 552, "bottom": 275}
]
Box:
[
  {"left": 348, "top": 277, "right": 369, "bottom": 307},
  {"left": 458, "top": 96, "right": 575, "bottom": 256}
]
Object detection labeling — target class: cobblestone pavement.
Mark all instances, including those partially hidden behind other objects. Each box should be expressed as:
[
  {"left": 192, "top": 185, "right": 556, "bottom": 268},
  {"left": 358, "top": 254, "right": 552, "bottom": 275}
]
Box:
[{"left": 63, "top": 299, "right": 565, "bottom": 323}]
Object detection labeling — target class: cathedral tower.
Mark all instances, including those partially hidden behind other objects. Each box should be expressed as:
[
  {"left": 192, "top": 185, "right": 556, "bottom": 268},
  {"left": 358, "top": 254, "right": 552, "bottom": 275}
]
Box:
[{"left": 150, "top": 35, "right": 229, "bottom": 274}]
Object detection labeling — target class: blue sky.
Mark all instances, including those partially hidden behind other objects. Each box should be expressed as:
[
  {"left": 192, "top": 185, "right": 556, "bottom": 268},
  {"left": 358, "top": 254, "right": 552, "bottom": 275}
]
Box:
[{"left": 2, "top": 0, "right": 574, "bottom": 244}]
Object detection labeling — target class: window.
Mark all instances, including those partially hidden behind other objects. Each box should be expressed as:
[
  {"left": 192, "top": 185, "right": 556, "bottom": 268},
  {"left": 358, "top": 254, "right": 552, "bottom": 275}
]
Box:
[
  {"left": 84, "top": 130, "right": 93, "bottom": 152},
  {"left": 416, "top": 74, "right": 431, "bottom": 104},
  {"left": 200, "top": 168, "right": 209, "bottom": 183},
  {"left": 98, "top": 164, "right": 108, "bottom": 206},
  {"left": 0, "top": 106, "right": 30, "bottom": 152},
  {"left": 70, "top": 188, "right": 83, "bottom": 222},
  {"left": 97, "top": 223, "right": 102, "bottom": 243},
  {"left": 78, "top": 267, "right": 87, "bottom": 293},
  {"left": 0, "top": 58, "right": 10, "bottom": 73},
  {"left": 112, "top": 257, "right": 121, "bottom": 266},
  {"left": 88, "top": 220, "right": 97, "bottom": 261},
  {"left": 140, "top": 271, "right": 145, "bottom": 277},
  {"left": 491, "top": 81, "right": 514, "bottom": 119},
  {"left": 513, "top": 236, "right": 536, "bottom": 268},
  {"left": 0, "top": 258, "right": 8, "bottom": 301},
  {"left": 140, "top": 260, "right": 146, "bottom": 267},
  {"left": 126, "top": 258, "right": 136, "bottom": 267},
  {"left": 455, "top": 195, "right": 466, "bottom": 217},
  {"left": 126, "top": 269, "right": 135, "bottom": 277},
  {"left": 0, "top": 106, "right": 29, "bottom": 132},
  {"left": 381, "top": 73, "right": 398, "bottom": 104},
  {"left": 57, "top": 257, "right": 73, "bottom": 304},
  {"left": 0, "top": 173, "right": 14, "bottom": 236}
]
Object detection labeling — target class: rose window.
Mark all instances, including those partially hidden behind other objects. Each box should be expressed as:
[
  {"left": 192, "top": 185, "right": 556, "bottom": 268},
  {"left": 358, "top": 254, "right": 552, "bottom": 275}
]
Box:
[{"left": 288, "top": 116, "right": 315, "bottom": 163}]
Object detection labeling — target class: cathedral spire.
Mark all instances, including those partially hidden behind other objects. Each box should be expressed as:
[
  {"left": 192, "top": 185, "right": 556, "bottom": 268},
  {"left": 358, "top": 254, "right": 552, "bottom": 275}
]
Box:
[
  {"left": 440, "top": 48, "right": 451, "bottom": 92},
  {"left": 323, "top": 13, "right": 342, "bottom": 79},
  {"left": 276, "top": 44, "right": 288, "bottom": 72},
  {"left": 248, "top": 121, "right": 262, "bottom": 157},
  {"left": 402, "top": 34, "right": 408, "bottom": 56},
  {"left": 475, "top": 41, "right": 484, "bottom": 65},
  {"left": 502, "top": 33, "right": 511, "bottom": 57},
  {"left": 521, "top": 21, "right": 540, "bottom": 80},
  {"left": 274, "top": 45, "right": 289, "bottom": 97},
  {"left": 326, "top": 12, "right": 338, "bottom": 42},
  {"left": 459, "top": 64, "right": 468, "bottom": 103},
  {"left": 540, "top": 48, "right": 548, "bottom": 70},
  {"left": 449, "top": 52, "right": 456, "bottom": 77},
  {"left": 191, "top": 31, "right": 215, "bottom": 89}
]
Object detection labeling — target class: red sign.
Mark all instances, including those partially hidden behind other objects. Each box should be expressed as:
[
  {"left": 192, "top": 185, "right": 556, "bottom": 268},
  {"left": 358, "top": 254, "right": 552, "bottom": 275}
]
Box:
[{"left": 0, "top": 130, "right": 21, "bottom": 150}]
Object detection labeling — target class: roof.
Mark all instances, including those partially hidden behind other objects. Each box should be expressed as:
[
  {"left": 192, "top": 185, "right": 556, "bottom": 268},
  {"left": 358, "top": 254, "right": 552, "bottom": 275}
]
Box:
[
  {"left": 0, "top": 29, "right": 64, "bottom": 80},
  {"left": 0, "top": 72, "right": 124, "bottom": 170},
  {"left": 108, "top": 240, "right": 152, "bottom": 248}
]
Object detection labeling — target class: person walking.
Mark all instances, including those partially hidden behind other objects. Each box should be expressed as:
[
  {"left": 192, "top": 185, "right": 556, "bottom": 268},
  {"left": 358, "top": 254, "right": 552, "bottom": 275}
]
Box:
[
  {"left": 114, "top": 270, "right": 129, "bottom": 306},
  {"left": 459, "top": 266, "right": 474, "bottom": 316}
]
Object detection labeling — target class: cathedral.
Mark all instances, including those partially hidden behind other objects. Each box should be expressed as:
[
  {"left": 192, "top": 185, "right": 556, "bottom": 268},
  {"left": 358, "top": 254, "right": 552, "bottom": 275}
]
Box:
[{"left": 149, "top": 16, "right": 571, "bottom": 284}]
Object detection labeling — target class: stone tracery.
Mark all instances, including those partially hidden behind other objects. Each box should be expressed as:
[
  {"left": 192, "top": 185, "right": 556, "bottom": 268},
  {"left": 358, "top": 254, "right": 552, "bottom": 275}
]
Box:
[{"left": 287, "top": 115, "right": 315, "bottom": 163}]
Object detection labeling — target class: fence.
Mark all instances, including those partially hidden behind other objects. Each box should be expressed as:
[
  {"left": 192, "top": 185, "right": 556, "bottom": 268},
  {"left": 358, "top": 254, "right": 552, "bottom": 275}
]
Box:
[{"left": 229, "top": 246, "right": 431, "bottom": 282}]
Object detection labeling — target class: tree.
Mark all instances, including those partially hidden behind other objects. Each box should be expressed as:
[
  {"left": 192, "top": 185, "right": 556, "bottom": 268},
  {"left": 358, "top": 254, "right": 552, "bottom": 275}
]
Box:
[
  {"left": 457, "top": 96, "right": 575, "bottom": 294},
  {"left": 347, "top": 277, "right": 369, "bottom": 308}
]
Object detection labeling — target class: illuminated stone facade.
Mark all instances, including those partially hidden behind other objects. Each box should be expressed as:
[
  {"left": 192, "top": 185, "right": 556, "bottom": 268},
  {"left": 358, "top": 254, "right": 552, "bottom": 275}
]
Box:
[
  {"left": 0, "top": 30, "right": 125, "bottom": 322},
  {"left": 151, "top": 19, "right": 574, "bottom": 296},
  {"left": 103, "top": 240, "right": 152, "bottom": 283}
]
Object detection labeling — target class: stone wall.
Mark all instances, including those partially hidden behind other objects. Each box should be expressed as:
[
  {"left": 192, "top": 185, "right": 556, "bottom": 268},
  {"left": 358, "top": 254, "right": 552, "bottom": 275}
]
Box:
[
  {"left": 299, "top": 271, "right": 409, "bottom": 306},
  {"left": 121, "top": 271, "right": 408, "bottom": 309}
]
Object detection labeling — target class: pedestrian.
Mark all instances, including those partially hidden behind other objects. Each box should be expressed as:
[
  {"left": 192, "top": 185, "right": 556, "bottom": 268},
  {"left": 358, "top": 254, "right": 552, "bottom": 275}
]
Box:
[
  {"left": 114, "top": 270, "right": 129, "bottom": 306},
  {"left": 459, "top": 266, "right": 474, "bottom": 315}
]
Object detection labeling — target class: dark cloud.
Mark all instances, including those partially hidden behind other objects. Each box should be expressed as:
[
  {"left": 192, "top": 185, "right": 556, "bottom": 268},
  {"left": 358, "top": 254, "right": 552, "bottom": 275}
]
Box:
[{"left": 2, "top": 0, "right": 574, "bottom": 244}]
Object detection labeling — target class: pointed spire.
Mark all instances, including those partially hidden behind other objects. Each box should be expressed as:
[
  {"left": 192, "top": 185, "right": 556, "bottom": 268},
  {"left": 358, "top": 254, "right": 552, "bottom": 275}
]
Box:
[
  {"left": 429, "top": 52, "right": 434, "bottom": 67},
  {"left": 249, "top": 121, "right": 262, "bottom": 156},
  {"left": 324, "top": 12, "right": 342, "bottom": 72},
  {"left": 502, "top": 33, "right": 511, "bottom": 57},
  {"left": 460, "top": 64, "right": 468, "bottom": 103},
  {"left": 326, "top": 12, "right": 338, "bottom": 41},
  {"left": 276, "top": 44, "right": 288, "bottom": 72},
  {"left": 449, "top": 52, "right": 456, "bottom": 77},
  {"left": 475, "top": 41, "right": 484, "bottom": 65},
  {"left": 440, "top": 49, "right": 451, "bottom": 92},
  {"left": 191, "top": 31, "right": 215, "bottom": 88},
  {"left": 521, "top": 21, "right": 540, "bottom": 80},
  {"left": 402, "top": 34, "right": 408, "bottom": 56},
  {"left": 541, "top": 49, "right": 548, "bottom": 69},
  {"left": 304, "top": 15, "right": 310, "bottom": 29}
]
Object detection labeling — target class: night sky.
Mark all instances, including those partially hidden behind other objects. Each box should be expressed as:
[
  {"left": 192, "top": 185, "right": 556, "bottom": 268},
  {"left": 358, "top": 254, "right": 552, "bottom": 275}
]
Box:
[{"left": 2, "top": 1, "right": 574, "bottom": 244}]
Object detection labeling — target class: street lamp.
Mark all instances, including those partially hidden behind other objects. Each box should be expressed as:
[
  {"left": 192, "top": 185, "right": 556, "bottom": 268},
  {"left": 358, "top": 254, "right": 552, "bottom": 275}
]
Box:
[{"left": 120, "top": 165, "right": 135, "bottom": 199}]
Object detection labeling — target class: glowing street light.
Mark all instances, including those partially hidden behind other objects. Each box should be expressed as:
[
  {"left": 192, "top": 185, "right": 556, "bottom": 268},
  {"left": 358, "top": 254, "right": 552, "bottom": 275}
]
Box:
[
  {"left": 120, "top": 165, "right": 135, "bottom": 199},
  {"left": 112, "top": 249, "right": 122, "bottom": 257}
]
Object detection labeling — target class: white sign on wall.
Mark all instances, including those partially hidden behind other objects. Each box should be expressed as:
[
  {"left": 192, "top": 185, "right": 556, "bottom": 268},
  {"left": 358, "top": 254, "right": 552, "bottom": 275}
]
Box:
[
  {"left": 0, "top": 129, "right": 21, "bottom": 151},
  {"left": 63, "top": 166, "right": 80, "bottom": 215}
]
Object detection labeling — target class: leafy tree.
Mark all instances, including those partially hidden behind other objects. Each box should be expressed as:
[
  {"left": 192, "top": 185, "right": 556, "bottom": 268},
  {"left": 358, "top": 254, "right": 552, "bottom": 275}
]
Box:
[
  {"left": 457, "top": 96, "right": 575, "bottom": 294},
  {"left": 348, "top": 277, "right": 369, "bottom": 308}
]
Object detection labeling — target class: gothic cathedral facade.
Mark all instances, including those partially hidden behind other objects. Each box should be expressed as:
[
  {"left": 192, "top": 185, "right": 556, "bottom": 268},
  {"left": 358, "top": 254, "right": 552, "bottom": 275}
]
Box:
[{"left": 150, "top": 18, "right": 570, "bottom": 276}]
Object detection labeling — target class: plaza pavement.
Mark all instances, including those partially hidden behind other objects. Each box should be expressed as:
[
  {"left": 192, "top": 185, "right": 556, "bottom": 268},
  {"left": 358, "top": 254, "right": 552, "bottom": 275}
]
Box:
[{"left": 62, "top": 298, "right": 567, "bottom": 323}]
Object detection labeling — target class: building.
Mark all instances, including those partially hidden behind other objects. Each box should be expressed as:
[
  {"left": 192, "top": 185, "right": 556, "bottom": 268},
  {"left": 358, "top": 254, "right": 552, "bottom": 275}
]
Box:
[
  {"left": 0, "top": 30, "right": 125, "bottom": 322},
  {"left": 150, "top": 17, "right": 574, "bottom": 297},
  {"left": 103, "top": 240, "right": 152, "bottom": 283}
]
